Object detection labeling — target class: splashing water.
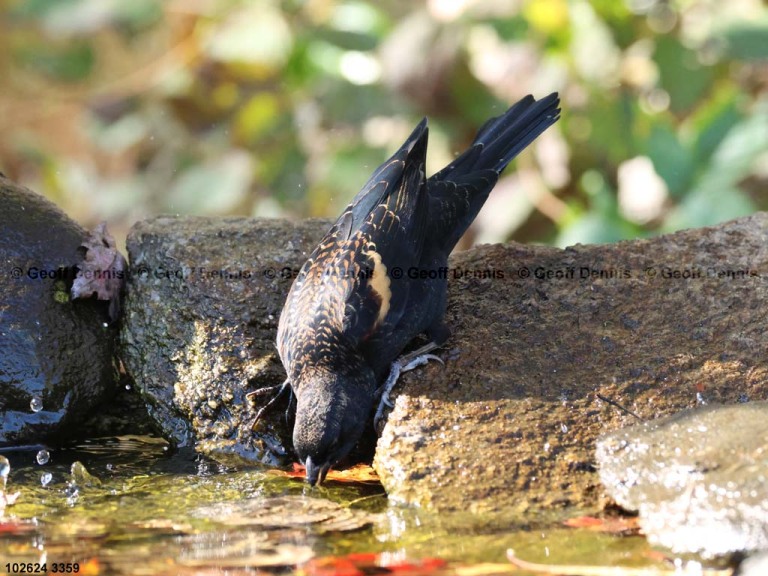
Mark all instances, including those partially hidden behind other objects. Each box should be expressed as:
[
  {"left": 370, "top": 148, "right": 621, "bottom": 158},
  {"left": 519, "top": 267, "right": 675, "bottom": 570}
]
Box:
[
  {"left": 0, "top": 455, "right": 20, "bottom": 509},
  {"left": 0, "top": 456, "right": 9, "bottom": 490},
  {"left": 36, "top": 449, "right": 50, "bottom": 465},
  {"left": 30, "top": 396, "right": 43, "bottom": 412}
]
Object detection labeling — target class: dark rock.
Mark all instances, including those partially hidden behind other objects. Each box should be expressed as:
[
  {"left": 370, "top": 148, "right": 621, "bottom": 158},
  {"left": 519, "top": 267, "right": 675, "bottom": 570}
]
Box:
[
  {"left": 119, "top": 216, "right": 331, "bottom": 463},
  {"left": 374, "top": 213, "right": 768, "bottom": 515},
  {"left": 596, "top": 402, "right": 768, "bottom": 558},
  {"left": 0, "top": 176, "right": 119, "bottom": 446}
]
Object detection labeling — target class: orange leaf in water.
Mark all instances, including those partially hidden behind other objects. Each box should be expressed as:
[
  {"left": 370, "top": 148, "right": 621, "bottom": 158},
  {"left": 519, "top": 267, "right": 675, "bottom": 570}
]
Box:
[
  {"left": 299, "top": 553, "right": 446, "bottom": 576},
  {"left": 79, "top": 558, "right": 100, "bottom": 576},
  {"left": 298, "top": 555, "right": 362, "bottom": 576},
  {"left": 0, "top": 518, "right": 36, "bottom": 534},
  {"left": 272, "top": 463, "right": 380, "bottom": 484}
]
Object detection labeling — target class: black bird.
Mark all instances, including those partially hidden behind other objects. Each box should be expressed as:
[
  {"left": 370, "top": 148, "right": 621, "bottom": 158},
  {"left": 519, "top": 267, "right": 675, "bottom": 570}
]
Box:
[{"left": 277, "top": 93, "right": 560, "bottom": 485}]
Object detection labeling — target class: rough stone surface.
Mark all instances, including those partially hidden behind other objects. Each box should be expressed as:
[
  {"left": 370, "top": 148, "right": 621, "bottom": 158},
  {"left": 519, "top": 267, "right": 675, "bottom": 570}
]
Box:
[
  {"left": 119, "top": 212, "right": 768, "bottom": 514},
  {"left": 120, "top": 216, "right": 331, "bottom": 463},
  {"left": 0, "top": 176, "right": 119, "bottom": 445},
  {"left": 374, "top": 213, "right": 768, "bottom": 515},
  {"left": 596, "top": 402, "right": 768, "bottom": 558}
]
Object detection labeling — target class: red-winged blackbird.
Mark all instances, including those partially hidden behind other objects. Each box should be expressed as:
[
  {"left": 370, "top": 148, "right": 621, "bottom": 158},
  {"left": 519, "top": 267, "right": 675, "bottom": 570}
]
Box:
[{"left": 277, "top": 94, "right": 561, "bottom": 485}]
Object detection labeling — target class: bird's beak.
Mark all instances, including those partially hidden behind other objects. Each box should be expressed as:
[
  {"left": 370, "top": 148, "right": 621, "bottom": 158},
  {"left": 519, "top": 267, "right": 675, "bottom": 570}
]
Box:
[{"left": 305, "top": 457, "right": 331, "bottom": 486}]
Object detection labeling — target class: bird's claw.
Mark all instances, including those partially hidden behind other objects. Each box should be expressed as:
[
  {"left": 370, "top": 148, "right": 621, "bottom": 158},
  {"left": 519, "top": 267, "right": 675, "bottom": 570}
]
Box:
[
  {"left": 374, "top": 346, "right": 444, "bottom": 430},
  {"left": 247, "top": 378, "right": 291, "bottom": 429},
  {"left": 401, "top": 353, "right": 444, "bottom": 371}
]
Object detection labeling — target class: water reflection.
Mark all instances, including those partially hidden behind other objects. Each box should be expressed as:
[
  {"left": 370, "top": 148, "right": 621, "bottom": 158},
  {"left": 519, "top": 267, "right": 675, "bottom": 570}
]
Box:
[{"left": 0, "top": 435, "right": 667, "bottom": 574}]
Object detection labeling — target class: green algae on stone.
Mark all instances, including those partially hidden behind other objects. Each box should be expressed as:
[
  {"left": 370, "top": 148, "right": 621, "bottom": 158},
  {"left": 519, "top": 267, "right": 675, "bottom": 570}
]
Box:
[{"left": 120, "top": 216, "right": 331, "bottom": 463}]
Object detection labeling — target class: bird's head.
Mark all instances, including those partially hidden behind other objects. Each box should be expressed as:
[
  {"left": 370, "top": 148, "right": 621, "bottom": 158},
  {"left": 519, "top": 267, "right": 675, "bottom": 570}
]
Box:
[{"left": 292, "top": 365, "right": 375, "bottom": 486}]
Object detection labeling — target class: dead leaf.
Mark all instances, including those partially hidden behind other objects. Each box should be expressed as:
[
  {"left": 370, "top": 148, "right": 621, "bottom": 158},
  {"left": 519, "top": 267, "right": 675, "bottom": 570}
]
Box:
[
  {"left": 298, "top": 552, "right": 447, "bottom": 576},
  {"left": 272, "top": 463, "right": 381, "bottom": 484},
  {"left": 71, "top": 222, "right": 126, "bottom": 321},
  {"left": 177, "top": 532, "right": 314, "bottom": 568},
  {"left": 563, "top": 515, "right": 641, "bottom": 535},
  {"left": 79, "top": 558, "right": 101, "bottom": 576},
  {"left": 193, "top": 495, "right": 374, "bottom": 533},
  {"left": 0, "top": 517, "right": 37, "bottom": 534}
]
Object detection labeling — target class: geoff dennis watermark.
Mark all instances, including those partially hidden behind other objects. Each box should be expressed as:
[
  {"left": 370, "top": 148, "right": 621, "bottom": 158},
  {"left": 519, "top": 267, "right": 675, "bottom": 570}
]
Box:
[{"left": 7, "top": 264, "right": 762, "bottom": 283}]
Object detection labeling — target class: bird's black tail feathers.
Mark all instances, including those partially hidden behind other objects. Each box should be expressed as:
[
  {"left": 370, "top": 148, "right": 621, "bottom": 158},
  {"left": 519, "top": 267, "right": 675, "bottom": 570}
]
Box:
[
  {"left": 475, "top": 92, "right": 560, "bottom": 174},
  {"left": 425, "top": 93, "right": 560, "bottom": 253},
  {"left": 433, "top": 92, "right": 560, "bottom": 182}
]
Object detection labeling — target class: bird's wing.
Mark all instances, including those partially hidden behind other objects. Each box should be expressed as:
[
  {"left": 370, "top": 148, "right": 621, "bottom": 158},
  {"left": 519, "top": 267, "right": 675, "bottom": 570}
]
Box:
[
  {"left": 427, "top": 93, "right": 560, "bottom": 253},
  {"left": 279, "top": 120, "right": 430, "bottom": 365}
]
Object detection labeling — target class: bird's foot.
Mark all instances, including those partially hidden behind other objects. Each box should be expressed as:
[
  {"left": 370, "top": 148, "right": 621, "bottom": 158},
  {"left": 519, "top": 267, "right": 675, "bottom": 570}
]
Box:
[
  {"left": 247, "top": 378, "right": 291, "bottom": 429},
  {"left": 374, "top": 343, "right": 444, "bottom": 429}
]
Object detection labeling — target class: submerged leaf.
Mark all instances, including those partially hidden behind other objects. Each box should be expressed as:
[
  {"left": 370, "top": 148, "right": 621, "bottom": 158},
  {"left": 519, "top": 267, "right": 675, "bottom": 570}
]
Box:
[
  {"left": 194, "top": 495, "right": 375, "bottom": 533},
  {"left": 273, "top": 463, "right": 381, "bottom": 484},
  {"left": 563, "top": 515, "right": 641, "bottom": 535},
  {"left": 178, "top": 531, "right": 314, "bottom": 568},
  {"left": 298, "top": 553, "right": 447, "bottom": 576}
]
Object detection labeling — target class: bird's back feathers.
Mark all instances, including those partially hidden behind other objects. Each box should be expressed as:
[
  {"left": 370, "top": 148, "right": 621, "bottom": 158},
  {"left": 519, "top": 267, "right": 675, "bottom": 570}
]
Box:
[{"left": 278, "top": 92, "right": 560, "bottom": 394}]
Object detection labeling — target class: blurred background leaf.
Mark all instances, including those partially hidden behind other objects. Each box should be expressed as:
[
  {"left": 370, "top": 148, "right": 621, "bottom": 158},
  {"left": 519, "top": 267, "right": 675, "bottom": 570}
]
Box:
[{"left": 0, "top": 0, "right": 766, "bottom": 250}]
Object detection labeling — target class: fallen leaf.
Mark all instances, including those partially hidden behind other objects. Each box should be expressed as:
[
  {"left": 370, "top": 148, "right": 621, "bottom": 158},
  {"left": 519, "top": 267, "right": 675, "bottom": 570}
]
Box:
[
  {"left": 71, "top": 222, "right": 126, "bottom": 321},
  {"left": 79, "top": 558, "right": 101, "bottom": 576},
  {"left": 272, "top": 463, "right": 381, "bottom": 484},
  {"left": 132, "top": 518, "right": 194, "bottom": 532},
  {"left": 563, "top": 515, "right": 641, "bottom": 535},
  {"left": 193, "top": 495, "right": 374, "bottom": 533},
  {"left": 298, "top": 553, "right": 447, "bottom": 576},
  {"left": 0, "top": 517, "right": 37, "bottom": 534}
]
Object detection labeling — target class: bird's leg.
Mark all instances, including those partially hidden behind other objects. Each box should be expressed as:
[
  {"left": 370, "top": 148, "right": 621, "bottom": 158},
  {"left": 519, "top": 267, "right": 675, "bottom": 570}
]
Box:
[
  {"left": 248, "top": 378, "right": 291, "bottom": 428},
  {"left": 374, "top": 342, "right": 444, "bottom": 428}
]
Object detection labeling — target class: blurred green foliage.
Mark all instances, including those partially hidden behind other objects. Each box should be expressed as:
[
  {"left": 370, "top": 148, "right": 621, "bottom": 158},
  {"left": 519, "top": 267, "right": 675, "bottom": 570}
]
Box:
[{"left": 0, "top": 0, "right": 766, "bottom": 248}]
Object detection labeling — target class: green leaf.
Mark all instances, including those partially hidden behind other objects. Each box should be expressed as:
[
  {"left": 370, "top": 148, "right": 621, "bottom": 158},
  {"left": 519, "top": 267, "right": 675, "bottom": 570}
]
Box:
[
  {"left": 719, "top": 18, "right": 768, "bottom": 61},
  {"left": 654, "top": 36, "right": 715, "bottom": 113},
  {"left": 691, "top": 91, "right": 742, "bottom": 166},
  {"left": 663, "top": 104, "right": 767, "bottom": 231},
  {"left": 165, "top": 152, "right": 254, "bottom": 215},
  {"left": 646, "top": 124, "right": 694, "bottom": 199},
  {"left": 16, "top": 40, "right": 95, "bottom": 81},
  {"left": 663, "top": 186, "right": 755, "bottom": 231},
  {"left": 555, "top": 213, "right": 633, "bottom": 247}
]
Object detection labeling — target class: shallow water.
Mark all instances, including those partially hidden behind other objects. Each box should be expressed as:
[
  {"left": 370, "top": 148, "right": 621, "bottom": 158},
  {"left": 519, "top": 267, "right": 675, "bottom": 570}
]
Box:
[{"left": 1, "top": 435, "right": 670, "bottom": 575}]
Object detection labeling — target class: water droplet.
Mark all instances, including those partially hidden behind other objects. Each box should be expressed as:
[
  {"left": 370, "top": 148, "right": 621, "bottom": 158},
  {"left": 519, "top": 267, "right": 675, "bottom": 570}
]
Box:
[
  {"left": 0, "top": 455, "right": 10, "bottom": 487},
  {"left": 125, "top": 383, "right": 132, "bottom": 391},
  {"left": 65, "top": 481, "right": 79, "bottom": 500},
  {"left": 30, "top": 397, "right": 43, "bottom": 412},
  {"left": 36, "top": 450, "right": 50, "bottom": 465},
  {"left": 41, "top": 472, "right": 53, "bottom": 487}
]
